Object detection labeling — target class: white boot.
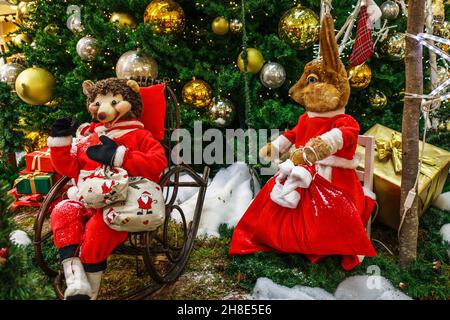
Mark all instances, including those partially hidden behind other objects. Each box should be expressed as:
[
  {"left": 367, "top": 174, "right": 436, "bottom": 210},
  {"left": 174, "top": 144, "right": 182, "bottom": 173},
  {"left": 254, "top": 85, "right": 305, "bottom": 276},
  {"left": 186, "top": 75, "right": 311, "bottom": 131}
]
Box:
[
  {"left": 62, "top": 257, "right": 92, "bottom": 300},
  {"left": 86, "top": 271, "right": 103, "bottom": 300}
]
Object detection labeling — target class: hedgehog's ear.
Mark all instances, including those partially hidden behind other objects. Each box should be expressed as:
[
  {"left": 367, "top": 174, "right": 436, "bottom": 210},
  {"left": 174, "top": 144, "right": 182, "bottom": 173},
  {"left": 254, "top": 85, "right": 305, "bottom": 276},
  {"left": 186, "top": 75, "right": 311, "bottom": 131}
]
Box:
[
  {"left": 127, "top": 80, "right": 140, "bottom": 93},
  {"left": 320, "top": 13, "right": 341, "bottom": 73},
  {"left": 82, "top": 80, "right": 95, "bottom": 96}
]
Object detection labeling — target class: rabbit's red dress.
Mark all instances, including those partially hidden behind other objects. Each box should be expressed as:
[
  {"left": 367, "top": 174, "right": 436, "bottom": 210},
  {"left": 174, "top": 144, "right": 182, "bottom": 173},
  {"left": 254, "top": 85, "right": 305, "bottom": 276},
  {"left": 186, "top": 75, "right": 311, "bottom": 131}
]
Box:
[{"left": 229, "top": 112, "right": 376, "bottom": 270}]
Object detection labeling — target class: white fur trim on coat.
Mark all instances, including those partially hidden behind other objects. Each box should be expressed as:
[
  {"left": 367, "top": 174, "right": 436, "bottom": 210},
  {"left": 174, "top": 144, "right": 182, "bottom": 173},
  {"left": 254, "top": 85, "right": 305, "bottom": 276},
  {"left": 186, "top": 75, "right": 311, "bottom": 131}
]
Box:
[
  {"left": 316, "top": 153, "right": 361, "bottom": 169},
  {"left": 47, "top": 136, "right": 73, "bottom": 148},
  {"left": 271, "top": 135, "right": 293, "bottom": 155},
  {"left": 113, "top": 145, "right": 127, "bottom": 167},
  {"left": 320, "top": 128, "right": 343, "bottom": 154}
]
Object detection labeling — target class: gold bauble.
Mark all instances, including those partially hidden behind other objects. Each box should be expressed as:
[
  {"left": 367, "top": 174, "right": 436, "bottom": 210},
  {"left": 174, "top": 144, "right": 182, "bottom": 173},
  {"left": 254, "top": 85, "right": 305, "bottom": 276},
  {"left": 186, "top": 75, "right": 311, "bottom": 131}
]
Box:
[
  {"left": 212, "top": 17, "right": 229, "bottom": 35},
  {"left": 24, "top": 131, "right": 49, "bottom": 153},
  {"left": 368, "top": 90, "right": 388, "bottom": 110},
  {"left": 182, "top": 78, "right": 213, "bottom": 109},
  {"left": 13, "top": 34, "right": 31, "bottom": 48},
  {"left": 434, "top": 22, "right": 450, "bottom": 53},
  {"left": 110, "top": 12, "right": 137, "bottom": 29},
  {"left": 347, "top": 63, "right": 372, "bottom": 90},
  {"left": 380, "top": 32, "right": 406, "bottom": 61},
  {"left": 438, "top": 121, "right": 446, "bottom": 131},
  {"left": 15, "top": 67, "right": 56, "bottom": 106},
  {"left": 237, "top": 48, "right": 265, "bottom": 74},
  {"left": 278, "top": 5, "right": 320, "bottom": 50},
  {"left": 44, "top": 24, "right": 59, "bottom": 36},
  {"left": 144, "top": 0, "right": 185, "bottom": 35}
]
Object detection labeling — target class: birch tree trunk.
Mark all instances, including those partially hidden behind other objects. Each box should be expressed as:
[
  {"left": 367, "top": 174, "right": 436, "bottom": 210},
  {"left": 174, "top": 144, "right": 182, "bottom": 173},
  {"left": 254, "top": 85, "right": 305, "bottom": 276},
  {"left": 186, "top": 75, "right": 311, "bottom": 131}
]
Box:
[{"left": 399, "top": 0, "right": 425, "bottom": 267}]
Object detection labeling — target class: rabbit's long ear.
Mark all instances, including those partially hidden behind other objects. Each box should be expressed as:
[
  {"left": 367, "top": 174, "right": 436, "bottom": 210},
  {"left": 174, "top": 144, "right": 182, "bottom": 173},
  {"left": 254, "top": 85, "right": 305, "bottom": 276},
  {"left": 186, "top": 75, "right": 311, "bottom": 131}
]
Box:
[{"left": 320, "top": 13, "right": 341, "bottom": 72}]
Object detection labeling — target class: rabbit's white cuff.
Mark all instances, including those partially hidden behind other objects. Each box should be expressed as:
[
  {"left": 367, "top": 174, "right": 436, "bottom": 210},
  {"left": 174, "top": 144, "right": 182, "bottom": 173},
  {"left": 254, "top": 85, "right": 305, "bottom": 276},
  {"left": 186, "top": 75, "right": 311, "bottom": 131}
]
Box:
[
  {"left": 271, "top": 135, "right": 292, "bottom": 155},
  {"left": 320, "top": 128, "right": 343, "bottom": 154},
  {"left": 47, "top": 136, "right": 73, "bottom": 148}
]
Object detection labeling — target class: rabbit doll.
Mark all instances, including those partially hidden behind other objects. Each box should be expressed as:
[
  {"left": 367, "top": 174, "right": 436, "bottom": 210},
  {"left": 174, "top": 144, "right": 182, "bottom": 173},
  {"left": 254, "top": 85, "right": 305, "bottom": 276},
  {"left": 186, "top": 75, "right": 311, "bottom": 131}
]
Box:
[{"left": 229, "top": 13, "right": 376, "bottom": 270}]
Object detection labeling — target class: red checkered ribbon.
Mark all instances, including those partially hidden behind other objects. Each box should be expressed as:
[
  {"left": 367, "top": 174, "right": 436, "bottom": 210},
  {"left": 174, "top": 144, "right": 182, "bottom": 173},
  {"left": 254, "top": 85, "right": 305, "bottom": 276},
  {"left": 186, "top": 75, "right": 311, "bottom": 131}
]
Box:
[{"left": 349, "top": 5, "right": 374, "bottom": 67}]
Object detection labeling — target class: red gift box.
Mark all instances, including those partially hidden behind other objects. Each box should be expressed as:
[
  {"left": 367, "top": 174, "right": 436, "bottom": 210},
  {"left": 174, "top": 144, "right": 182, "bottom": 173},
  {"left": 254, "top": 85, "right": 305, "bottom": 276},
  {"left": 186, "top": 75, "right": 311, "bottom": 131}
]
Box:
[{"left": 25, "top": 148, "right": 54, "bottom": 173}]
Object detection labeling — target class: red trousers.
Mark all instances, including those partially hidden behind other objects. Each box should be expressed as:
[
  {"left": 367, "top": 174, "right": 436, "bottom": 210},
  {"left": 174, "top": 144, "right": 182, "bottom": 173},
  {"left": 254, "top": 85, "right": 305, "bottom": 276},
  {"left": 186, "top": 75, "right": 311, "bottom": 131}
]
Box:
[{"left": 50, "top": 200, "right": 128, "bottom": 265}]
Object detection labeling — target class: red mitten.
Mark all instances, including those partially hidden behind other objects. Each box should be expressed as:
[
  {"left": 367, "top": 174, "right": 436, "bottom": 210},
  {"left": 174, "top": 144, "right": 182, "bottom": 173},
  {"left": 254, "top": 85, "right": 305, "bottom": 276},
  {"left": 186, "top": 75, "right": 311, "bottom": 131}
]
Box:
[
  {"left": 139, "top": 83, "right": 166, "bottom": 141},
  {"left": 349, "top": 5, "right": 374, "bottom": 66}
]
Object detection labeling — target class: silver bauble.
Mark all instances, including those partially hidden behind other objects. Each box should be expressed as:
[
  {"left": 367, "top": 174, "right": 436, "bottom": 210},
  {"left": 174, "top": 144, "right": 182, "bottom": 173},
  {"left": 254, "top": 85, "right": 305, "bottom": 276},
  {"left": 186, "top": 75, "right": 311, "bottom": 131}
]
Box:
[
  {"left": 116, "top": 50, "right": 158, "bottom": 80},
  {"left": 259, "top": 62, "right": 286, "bottom": 89},
  {"left": 207, "top": 97, "right": 236, "bottom": 128},
  {"left": 67, "top": 15, "right": 84, "bottom": 34},
  {"left": 0, "top": 63, "right": 25, "bottom": 87},
  {"left": 76, "top": 36, "right": 99, "bottom": 61},
  {"left": 380, "top": 1, "right": 400, "bottom": 20},
  {"left": 229, "top": 19, "right": 243, "bottom": 33}
]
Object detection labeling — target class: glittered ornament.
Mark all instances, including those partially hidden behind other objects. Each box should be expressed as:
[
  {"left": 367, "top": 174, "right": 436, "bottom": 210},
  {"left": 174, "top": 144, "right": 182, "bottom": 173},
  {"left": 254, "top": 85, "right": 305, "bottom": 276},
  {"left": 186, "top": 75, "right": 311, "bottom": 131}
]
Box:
[
  {"left": 44, "top": 24, "right": 59, "bottom": 36},
  {"left": 237, "top": 48, "right": 265, "bottom": 74},
  {"left": 17, "top": 1, "right": 36, "bottom": 20},
  {"left": 229, "top": 19, "right": 243, "bottom": 33},
  {"left": 438, "top": 121, "right": 446, "bottom": 131},
  {"left": 347, "top": 63, "right": 372, "bottom": 90},
  {"left": 116, "top": 50, "right": 158, "bottom": 80},
  {"left": 0, "top": 63, "right": 25, "bottom": 87},
  {"left": 12, "top": 34, "right": 31, "bottom": 48},
  {"left": 212, "top": 16, "right": 229, "bottom": 35},
  {"left": 15, "top": 67, "right": 56, "bottom": 106},
  {"left": 24, "top": 131, "right": 49, "bottom": 153},
  {"left": 399, "top": 282, "right": 405, "bottom": 290},
  {"left": 380, "top": 33, "right": 406, "bottom": 61},
  {"left": 76, "top": 36, "right": 99, "bottom": 61},
  {"left": 182, "top": 78, "right": 213, "bottom": 109},
  {"left": 278, "top": 5, "right": 320, "bottom": 51},
  {"left": 380, "top": 1, "right": 400, "bottom": 20},
  {"left": 207, "top": 97, "right": 236, "bottom": 127},
  {"left": 144, "top": 0, "right": 185, "bottom": 35},
  {"left": 67, "top": 14, "right": 84, "bottom": 34},
  {"left": 368, "top": 90, "right": 387, "bottom": 110},
  {"left": 259, "top": 62, "right": 286, "bottom": 89},
  {"left": 110, "top": 12, "right": 137, "bottom": 29}
]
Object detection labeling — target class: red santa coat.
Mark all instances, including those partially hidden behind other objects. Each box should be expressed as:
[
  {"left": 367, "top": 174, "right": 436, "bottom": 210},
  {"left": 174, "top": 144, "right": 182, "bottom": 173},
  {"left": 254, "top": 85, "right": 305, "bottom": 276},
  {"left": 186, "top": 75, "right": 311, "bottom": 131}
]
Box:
[
  {"left": 47, "top": 120, "right": 168, "bottom": 185},
  {"left": 229, "top": 111, "right": 376, "bottom": 270}
]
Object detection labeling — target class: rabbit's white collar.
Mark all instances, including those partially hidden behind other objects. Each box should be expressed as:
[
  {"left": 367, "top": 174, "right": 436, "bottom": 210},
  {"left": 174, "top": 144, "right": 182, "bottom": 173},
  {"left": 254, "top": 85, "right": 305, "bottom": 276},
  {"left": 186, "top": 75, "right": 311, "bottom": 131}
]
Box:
[{"left": 307, "top": 108, "right": 345, "bottom": 118}]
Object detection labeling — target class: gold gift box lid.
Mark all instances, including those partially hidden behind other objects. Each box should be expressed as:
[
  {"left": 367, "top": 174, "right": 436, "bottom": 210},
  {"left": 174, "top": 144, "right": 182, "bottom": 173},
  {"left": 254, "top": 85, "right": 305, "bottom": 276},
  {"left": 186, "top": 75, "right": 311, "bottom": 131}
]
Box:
[{"left": 357, "top": 124, "right": 450, "bottom": 192}]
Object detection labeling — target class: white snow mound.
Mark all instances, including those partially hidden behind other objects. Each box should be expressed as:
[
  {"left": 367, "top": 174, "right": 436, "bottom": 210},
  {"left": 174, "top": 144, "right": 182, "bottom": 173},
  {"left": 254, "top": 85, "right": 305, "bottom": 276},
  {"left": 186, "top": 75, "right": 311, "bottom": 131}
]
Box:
[
  {"left": 439, "top": 223, "right": 450, "bottom": 258},
  {"left": 252, "top": 276, "right": 411, "bottom": 300},
  {"left": 9, "top": 230, "right": 32, "bottom": 248},
  {"left": 433, "top": 191, "right": 450, "bottom": 212},
  {"left": 253, "top": 278, "right": 335, "bottom": 300},
  {"left": 167, "top": 162, "right": 260, "bottom": 237}
]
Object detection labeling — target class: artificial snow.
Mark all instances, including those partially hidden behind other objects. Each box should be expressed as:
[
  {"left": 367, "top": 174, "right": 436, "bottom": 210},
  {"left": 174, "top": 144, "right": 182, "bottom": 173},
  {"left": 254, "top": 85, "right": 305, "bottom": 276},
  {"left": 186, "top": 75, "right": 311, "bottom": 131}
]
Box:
[
  {"left": 439, "top": 223, "right": 450, "bottom": 258},
  {"left": 253, "top": 278, "right": 335, "bottom": 300},
  {"left": 433, "top": 191, "right": 450, "bottom": 212},
  {"left": 334, "top": 275, "right": 410, "bottom": 300},
  {"left": 9, "top": 230, "right": 32, "bottom": 248},
  {"left": 252, "top": 276, "right": 411, "bottom": 300},
  {"left": 167, "top": 162, "right": 260, "bottom": 237}
]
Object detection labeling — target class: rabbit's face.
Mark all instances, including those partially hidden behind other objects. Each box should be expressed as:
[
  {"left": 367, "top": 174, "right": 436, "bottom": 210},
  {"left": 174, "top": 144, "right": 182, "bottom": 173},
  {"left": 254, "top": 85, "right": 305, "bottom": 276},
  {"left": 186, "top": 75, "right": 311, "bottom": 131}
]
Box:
[
  {"left": 289, "top": 12, "right": 350, "bottom": 113},
  {"left": 289, "top": 59, "right": 350, "bottom": 113}
]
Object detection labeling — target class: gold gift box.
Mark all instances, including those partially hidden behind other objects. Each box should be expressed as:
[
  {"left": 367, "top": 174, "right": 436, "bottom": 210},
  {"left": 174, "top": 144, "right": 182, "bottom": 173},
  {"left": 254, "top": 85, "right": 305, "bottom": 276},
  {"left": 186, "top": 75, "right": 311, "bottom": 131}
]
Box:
[{"left": 357, "top": 124, "right": 450, "bottom": 230}]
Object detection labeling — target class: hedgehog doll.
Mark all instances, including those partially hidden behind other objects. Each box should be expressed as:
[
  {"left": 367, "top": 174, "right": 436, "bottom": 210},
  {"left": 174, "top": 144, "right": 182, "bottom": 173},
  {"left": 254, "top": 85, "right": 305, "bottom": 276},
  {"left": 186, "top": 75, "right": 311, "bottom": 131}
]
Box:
[
  {"left": 229, "top": 12, "right": 377, "bottom": 270},
  {"left": 47, "top": 78, "right": 167, "bottom": 299}
]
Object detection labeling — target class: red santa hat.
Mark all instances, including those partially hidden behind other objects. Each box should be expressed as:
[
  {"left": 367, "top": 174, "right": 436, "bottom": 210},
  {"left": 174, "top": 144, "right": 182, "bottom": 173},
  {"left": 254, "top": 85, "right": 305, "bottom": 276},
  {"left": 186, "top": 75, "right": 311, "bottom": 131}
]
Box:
[{"left": 138, "top": 83, "right": 167, "bottom": 141}]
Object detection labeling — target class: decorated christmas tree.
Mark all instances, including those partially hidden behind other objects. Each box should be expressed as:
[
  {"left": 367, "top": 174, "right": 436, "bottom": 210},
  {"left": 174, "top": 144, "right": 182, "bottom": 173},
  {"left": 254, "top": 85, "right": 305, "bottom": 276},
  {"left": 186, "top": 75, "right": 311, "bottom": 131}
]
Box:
[{"left": 0, "top": 0, "right": 449, "bottom": 170}]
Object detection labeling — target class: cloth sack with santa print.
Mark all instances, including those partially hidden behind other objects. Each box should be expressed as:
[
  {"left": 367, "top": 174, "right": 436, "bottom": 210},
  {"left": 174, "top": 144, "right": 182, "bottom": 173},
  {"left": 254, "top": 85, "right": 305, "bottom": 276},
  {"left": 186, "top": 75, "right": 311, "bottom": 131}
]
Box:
[
  {"left": 76, "top": 165, "right": 129, "bottom": 209},
  {"left": 102, "top": 176, "right": 165, "bottom": 232}
]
